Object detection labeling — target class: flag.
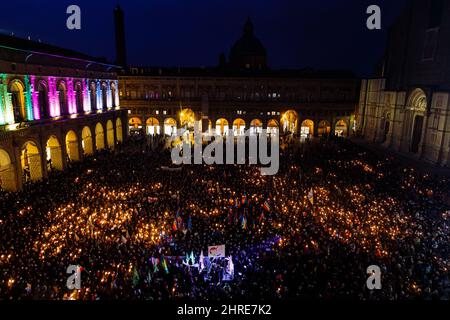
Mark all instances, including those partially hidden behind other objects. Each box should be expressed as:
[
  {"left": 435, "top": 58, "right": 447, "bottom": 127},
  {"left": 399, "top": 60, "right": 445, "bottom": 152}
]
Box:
[
  {"left": 152, "top": 258, "right": 159, "bottom": 273},
  {"left": 208, "top": 245, "right": 226, "bottom": 258},
  {"left": 172, "top": 219, "right": 178, "bottom": 231},
  {"left": 226, "top": 256, "right": 234, "bottom": 275},
  {"left": 263, "top": 200, "right": 271, "bottom": 212},
  {"left": 223, "top": 256, "right": 235, "bottom": 281},
  {"left": 199, "top": 251, "right": 205, "bottom": 272},
  {"left": 241, "top": 215, "right": 247, "bottom": 230},
  {"left": 132, "top": 267, "right": 139, "bottom": 287},
  {"left": 308, "top": 188, "right": 314, "bottom": 205},
  {"left": 121, "top": 235, "right": 127, "bottom": 244},
  {"left": 161, "top": 256, "right": 169, "bottom": 274}
]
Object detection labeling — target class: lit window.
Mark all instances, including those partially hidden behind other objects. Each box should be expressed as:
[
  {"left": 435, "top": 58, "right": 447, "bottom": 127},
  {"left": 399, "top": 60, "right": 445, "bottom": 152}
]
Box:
[
  {"left": 155, "top": 110, "right": 159, "bottom": 115},
  {"left": 163, "top": 110, "right": 167, "bottom": 115}
]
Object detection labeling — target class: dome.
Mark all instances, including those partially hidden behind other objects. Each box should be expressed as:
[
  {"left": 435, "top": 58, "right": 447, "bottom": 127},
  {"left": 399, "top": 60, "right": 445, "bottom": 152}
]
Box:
[{"left": 229, "top": 18, "right": 267, "bottom": 70}]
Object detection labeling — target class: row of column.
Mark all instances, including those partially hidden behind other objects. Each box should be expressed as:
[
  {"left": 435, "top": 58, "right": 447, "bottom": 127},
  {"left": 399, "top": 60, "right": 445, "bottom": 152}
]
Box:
[{"left": 0, "top": 76, "right": 120, "bottom": 125}]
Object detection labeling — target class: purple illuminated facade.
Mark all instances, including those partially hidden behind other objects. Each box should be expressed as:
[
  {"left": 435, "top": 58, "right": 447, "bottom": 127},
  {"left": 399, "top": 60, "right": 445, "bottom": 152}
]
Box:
[{"left": 0, "top": 33, "right": 128, "bottom": 192}]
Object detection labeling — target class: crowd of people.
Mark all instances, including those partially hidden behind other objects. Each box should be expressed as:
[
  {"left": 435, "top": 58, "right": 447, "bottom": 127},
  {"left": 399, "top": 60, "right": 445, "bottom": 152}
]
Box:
[{"left": 0, "top": 134, "right": 449, "bottom": 300}]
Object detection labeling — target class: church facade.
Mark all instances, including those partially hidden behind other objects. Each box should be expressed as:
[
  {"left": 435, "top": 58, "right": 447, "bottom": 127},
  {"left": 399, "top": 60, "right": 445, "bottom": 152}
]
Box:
[{"left": 357, "top": 0, "right": 450, "bottom": 167}]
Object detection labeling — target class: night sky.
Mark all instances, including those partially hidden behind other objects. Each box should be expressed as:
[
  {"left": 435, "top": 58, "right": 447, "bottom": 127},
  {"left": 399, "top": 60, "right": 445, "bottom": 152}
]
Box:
[{"left": 1, "top": 0, "right": 408, "bottom": 76}]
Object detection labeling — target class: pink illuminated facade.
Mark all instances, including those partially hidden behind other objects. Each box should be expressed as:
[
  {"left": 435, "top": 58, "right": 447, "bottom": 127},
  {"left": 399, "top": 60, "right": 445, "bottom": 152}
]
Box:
[{"left": 0, "top": 33, "right": 128, "bottom": 192}]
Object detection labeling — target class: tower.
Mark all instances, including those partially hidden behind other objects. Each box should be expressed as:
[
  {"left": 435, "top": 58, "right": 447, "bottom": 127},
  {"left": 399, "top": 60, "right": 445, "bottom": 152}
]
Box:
[{"left": 114, "top": 5, "right": 127, "bottom": 67}]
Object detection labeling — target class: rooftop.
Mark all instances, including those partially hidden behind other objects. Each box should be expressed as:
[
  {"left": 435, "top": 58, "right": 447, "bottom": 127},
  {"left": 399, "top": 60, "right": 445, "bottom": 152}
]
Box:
[
  {"left": 123, "top": 66, "right": 356, "bottom": 79},
  {"left": 0, "top": 33, "right": 119, "bottom": 69}
]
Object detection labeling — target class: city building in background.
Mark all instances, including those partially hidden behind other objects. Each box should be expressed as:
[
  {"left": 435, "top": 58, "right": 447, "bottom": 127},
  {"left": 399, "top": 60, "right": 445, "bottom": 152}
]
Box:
[
  {"left": 119, "top": 18, "right": 360, "bottom": 139},
  {"left": 358, "top": 0, "right": 450, "bottom": 167},
  {"left": 0, "top": 34, "right": 128, "bottom": 191}
]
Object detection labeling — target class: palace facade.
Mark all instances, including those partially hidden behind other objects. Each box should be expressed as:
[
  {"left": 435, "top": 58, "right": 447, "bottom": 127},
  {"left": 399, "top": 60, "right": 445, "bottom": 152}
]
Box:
[
  {"left": 357, "top": 0, "right": 450, "bottom": 167},
  {"left": 0, "top": 34, "right": 128, "bottom": 191},
  {"left": 119, "top": 19, "right": 360, "bottom": 139}
]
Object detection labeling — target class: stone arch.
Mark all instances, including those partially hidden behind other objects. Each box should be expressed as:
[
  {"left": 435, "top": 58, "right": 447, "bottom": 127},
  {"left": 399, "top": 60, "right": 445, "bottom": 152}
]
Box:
[
  {"left": 0, "top": 148, "right": 17, "bottom": 191},
  {"left": 21, "top": 141, "right": 43, "bottom": 182},
  {"left": 233, "top": 118, "right": 246, "bottom": 136},
  {"left": 250, "top": 119, "right": 263, "bottom": 135},
  {"left": 66, "top": 130, "right": 80, "bottom": 161},
  {"left": 106, "top": 120, "right": 115, "bottom": 149},
  {"left": 407, "top": 88, "right": 427, "bottom": 112},
  {"left": 95, "top": 123, "right": 105, "bottom": 150},
  {"left": 281, "top": 110, "right": 298, "bottom": 133},
  {"left": 46, "top": 135, "right": 63, "bottom": 171},
  {"left": 116, "top": 118, "right": 123, "bottom": 143},
  {"left": 129, "top": 117, "right": 143, "bottom": 129},
  {"left": 164, "top": 117, "right": 177, "bottom": 136},
  {"left": 318, "top": 120, "right": 331, "bottom": 137},
  {"left": 179, "top": 108, "right": 195, "bottom": 130},
  {"left": 267, "top": 119, "right": 279, "bottom": 135},
  {"left": 146, "top": 117, "right": 160, "bottom": 135},
  {"left": 406, "top": 88, "right": 427, "bottom": 153},
  {"left": 335, "top": 119, "right": 348, "bottom": 137},
  {"left": 215, "top": 118, "right": 229, "bottom": 136},
  {"left": 300, "top": 119, "right": 314, "bottom": 137},
  {"left": 82, "top": 126, "right": 94, "bottom": 155}
]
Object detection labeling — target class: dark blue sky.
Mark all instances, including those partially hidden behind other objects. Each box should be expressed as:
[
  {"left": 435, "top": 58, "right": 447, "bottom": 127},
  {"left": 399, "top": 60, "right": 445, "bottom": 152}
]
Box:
[{"left": 1, "top": 0, "right": 408, "bottom": 76}]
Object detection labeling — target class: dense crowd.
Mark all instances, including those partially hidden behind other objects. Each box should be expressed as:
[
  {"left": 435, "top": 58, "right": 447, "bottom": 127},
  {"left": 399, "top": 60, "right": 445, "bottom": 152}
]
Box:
[{"left": 0, "top": 134, "right": 449, "bottom": 300}]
